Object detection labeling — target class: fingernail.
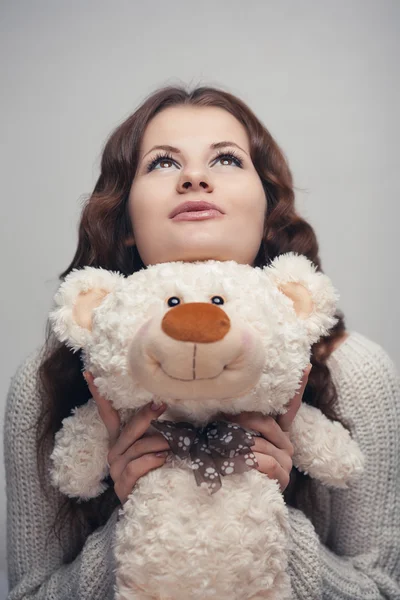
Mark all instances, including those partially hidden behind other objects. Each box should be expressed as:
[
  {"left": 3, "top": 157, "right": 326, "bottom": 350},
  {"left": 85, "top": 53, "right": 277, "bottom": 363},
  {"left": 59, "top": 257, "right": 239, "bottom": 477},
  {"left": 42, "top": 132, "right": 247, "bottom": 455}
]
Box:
[
  {"left": 151, "top": 401, "right": 165, "bottom": 411},
  {"left": 155, "top": 451, "right": 169, "bottom": 457}
]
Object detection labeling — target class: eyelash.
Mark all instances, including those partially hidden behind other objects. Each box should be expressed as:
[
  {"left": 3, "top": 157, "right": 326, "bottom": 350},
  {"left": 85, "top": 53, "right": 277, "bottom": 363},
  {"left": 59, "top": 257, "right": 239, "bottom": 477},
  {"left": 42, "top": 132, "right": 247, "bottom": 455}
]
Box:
[{"left": 145, "top": 149, "right": 244, "bottom": 173}]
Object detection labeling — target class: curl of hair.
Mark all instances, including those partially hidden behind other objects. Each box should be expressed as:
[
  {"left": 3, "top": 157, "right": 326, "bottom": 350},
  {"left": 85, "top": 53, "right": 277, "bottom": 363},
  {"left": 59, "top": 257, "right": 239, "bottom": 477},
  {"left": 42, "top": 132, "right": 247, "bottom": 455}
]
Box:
[{"left": 36, "top": 84, "right": 348, "bottom": 550}]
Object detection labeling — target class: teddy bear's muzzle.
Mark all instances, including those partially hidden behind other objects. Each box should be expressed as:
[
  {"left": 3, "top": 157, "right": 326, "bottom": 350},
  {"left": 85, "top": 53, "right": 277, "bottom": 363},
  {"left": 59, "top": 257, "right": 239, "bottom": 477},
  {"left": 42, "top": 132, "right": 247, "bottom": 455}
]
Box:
[{"left": 128, "top": 302, "right": 266, "bottom": 401}]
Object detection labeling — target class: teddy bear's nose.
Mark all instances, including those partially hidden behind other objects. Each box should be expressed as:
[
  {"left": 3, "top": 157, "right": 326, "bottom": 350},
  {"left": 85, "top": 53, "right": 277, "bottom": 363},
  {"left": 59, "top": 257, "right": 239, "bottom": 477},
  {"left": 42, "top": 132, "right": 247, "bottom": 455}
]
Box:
[{"left": 161, "top": 302, "right": 231, "bottom": 343}]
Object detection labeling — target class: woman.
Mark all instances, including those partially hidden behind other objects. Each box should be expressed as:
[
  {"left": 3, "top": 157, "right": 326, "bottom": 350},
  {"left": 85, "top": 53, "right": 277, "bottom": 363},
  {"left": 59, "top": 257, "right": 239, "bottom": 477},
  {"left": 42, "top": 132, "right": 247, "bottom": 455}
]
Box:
[{"left": 5, "top": 85, "right": 400, "bottom": 599}]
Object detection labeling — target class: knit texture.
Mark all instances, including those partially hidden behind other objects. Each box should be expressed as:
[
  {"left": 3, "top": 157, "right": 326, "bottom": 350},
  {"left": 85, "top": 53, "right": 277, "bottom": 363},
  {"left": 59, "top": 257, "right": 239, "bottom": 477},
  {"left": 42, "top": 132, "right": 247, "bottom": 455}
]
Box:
[{"left": 4, "top": 331, "right": 400, "bottom": 599}]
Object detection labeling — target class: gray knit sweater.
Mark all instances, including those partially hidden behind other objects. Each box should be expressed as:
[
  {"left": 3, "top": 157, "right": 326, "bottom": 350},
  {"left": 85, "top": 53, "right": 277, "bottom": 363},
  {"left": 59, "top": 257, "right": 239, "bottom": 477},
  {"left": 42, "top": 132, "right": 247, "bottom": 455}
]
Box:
[{"left": 4, "top": 331, "right": 400, "bottom": 599}]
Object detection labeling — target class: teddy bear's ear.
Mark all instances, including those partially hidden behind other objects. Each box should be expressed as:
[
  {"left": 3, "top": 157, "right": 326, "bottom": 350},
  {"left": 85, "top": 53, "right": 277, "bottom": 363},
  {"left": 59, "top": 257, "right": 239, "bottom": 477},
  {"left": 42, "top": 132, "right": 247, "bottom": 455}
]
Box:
[
  {"left": 49, "top": 266, "right": 124, "bottom": 351},
  {"left": 264, "top": 252, "right": 340, "bottom": 343}
]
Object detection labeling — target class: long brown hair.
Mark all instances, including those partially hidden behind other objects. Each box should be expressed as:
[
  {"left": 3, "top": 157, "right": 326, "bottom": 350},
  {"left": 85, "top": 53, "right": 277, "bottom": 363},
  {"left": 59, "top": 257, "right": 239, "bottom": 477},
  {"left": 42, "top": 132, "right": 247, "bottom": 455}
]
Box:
[{"left": 37, "top": 84, "right": 347, "bottom": 548}]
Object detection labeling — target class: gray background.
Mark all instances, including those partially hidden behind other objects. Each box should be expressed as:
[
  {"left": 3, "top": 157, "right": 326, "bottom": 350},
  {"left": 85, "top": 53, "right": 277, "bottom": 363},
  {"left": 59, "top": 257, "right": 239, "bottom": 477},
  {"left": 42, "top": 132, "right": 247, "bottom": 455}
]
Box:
[{"left": 1, "top": 0, "right": 399, "bottom": 592}]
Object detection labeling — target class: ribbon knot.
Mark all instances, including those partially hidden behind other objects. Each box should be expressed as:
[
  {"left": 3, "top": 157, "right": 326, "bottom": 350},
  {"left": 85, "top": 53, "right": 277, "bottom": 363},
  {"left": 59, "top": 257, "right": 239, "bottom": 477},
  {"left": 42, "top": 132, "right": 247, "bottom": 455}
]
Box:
[{"left": 151, "top": 419, "right": 261, "bottom": 494}]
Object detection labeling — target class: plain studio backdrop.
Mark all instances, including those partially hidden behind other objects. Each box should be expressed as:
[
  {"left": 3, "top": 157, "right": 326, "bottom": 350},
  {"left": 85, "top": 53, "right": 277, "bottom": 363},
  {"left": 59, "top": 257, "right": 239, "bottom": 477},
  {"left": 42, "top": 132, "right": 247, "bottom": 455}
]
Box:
[{"left": 1, "top": 0, "right": 399, "bottom": 593}]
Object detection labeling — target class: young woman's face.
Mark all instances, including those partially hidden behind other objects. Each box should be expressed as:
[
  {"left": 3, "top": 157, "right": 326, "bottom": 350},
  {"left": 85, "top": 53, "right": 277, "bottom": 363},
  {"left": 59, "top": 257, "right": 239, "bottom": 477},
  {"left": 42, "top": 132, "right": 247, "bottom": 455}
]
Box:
[{"left": 128, "top": 106, "right": 266, "bottom": 266}]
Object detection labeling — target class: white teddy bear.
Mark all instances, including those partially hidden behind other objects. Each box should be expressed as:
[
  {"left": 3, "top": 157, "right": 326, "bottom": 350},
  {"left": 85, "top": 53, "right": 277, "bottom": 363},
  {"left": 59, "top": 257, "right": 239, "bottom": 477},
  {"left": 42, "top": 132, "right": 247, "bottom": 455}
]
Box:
[{"left": 49, "top": 253, "right": 365, "bottom": 600}]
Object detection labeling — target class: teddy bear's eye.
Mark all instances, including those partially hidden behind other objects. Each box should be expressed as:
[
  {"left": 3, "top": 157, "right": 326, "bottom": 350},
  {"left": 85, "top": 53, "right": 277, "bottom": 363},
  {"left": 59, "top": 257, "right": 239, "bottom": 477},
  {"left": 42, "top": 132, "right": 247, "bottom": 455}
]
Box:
[
  {"left": 211, "top": 296, "right": 225, "bottom": 305},
  {"left": 167, "top": 296, "right": 181, "bottom": 307}
]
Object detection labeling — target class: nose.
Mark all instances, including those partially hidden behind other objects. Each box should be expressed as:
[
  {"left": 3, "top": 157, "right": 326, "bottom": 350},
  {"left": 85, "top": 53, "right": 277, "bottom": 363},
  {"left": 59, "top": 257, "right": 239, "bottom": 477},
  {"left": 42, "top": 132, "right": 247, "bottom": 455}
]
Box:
[
  {"left": 162, "top": 303, "right": 230, "bottom": 343},
  {"left": 180, "top": 179, "right": 210, "bottom": 190},
  {"left": 178, "top": 170, "right": 213, "bottom": 192}
]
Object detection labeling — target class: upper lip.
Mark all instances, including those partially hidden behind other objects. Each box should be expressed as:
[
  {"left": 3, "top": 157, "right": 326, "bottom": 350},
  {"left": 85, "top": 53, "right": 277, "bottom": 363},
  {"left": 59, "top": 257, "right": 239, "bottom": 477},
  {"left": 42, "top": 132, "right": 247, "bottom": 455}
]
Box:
[{"left": 169, "top": 200, "right": 224, "bottom": 219}]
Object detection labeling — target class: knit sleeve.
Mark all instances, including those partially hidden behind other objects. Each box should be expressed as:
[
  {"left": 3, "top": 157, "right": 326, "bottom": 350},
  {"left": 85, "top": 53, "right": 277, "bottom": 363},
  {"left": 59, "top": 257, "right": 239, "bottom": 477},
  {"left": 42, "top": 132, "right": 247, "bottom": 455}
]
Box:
[
  {"left": 4, "top": 348, "right": 120, "bottom": 600},
  {"left": 286, "top": 333, "right": 400, "bottom": 599}
]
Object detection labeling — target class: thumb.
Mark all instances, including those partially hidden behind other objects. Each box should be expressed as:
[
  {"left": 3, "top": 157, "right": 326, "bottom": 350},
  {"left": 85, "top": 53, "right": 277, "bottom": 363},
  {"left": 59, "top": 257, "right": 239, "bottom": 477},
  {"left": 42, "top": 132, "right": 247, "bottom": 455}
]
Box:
[
  {"left": 83, "top": 371, "right": 121, "bottom": 446},
  {"left": 277, "top": 364, "right": 312, "bottom": 433}
]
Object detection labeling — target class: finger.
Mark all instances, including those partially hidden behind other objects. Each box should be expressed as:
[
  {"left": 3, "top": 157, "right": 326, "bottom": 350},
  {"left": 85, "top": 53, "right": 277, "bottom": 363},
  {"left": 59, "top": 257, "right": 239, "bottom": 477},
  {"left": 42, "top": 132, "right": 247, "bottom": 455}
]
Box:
[
  {"left": 108, "top": 401, "right": 166, "bottom": 462},
  {"left": 115, "top": 453, "right": 169, "bottom": 504},
  {"left": 253, "top": 452, "right": 291, "bottom": 493},
  {"left": 83, "top": 371, "right": 121, "bottom": 445},
  {"left": 277, "top": 364, "right": 312, "bottom": 432},
  {"left": 251, "top": 437, "right": 293, "bottom": 473},
  {"left": 226, "top": 412, "right": 292, "bottom": 453},
  {"left": 109, "top": 434, "right": 170, "bottom": 482}
]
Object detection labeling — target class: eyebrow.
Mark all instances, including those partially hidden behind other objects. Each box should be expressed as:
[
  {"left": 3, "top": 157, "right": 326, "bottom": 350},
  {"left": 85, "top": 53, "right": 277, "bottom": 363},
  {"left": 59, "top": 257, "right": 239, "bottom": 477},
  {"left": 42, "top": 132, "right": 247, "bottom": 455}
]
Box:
[{"left": 142, "top": 140, "right": 248, "bottom": 160}]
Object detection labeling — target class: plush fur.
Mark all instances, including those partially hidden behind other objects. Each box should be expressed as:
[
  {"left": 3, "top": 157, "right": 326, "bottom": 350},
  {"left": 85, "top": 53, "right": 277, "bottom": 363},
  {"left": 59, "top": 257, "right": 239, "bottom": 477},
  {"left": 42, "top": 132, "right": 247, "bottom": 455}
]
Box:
[{"left": 49, "top": 253, "right": 365, "bottom": 599}]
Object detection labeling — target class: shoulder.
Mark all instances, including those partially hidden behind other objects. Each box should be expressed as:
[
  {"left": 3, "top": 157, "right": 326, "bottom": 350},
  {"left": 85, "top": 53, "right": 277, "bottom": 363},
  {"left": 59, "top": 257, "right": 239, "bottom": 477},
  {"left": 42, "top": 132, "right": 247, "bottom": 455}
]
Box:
[
  {"left": 326, "top": 330, "right": 399, "bottom": 424},
  {"left": 328, "top": 330, "right": 399, "bottom": 382},
  {"left": 5, "top": 345, "right": 47, "bottom": 435}
]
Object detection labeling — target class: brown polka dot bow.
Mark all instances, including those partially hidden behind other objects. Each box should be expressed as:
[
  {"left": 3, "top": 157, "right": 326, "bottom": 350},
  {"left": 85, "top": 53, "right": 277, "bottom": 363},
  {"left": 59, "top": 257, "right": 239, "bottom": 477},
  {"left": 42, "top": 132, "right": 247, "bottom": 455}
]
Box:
[{"left": 151, "top": 419, "right": 262, "bottom": 494}]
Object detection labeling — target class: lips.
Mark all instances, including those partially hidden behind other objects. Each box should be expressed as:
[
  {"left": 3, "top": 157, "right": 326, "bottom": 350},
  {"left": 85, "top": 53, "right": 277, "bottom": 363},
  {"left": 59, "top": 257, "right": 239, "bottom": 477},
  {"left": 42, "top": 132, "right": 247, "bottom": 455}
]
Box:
[{"left": 169, "top": 201, "right": 224, "bottom": 219}]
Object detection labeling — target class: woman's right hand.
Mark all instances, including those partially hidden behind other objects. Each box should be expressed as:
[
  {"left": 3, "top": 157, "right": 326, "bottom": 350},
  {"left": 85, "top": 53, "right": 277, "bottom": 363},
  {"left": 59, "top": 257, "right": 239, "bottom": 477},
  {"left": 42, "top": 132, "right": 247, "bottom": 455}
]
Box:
[{"left": 83, "top": 372, "right": 171, "bottom": 505}]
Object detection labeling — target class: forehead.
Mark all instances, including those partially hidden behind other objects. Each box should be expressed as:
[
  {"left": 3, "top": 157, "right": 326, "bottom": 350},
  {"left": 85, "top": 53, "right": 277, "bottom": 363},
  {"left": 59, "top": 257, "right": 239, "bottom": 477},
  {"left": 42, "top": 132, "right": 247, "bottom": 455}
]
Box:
[{"left": 139, "top": 106, "right": 250, "bottom": 155}]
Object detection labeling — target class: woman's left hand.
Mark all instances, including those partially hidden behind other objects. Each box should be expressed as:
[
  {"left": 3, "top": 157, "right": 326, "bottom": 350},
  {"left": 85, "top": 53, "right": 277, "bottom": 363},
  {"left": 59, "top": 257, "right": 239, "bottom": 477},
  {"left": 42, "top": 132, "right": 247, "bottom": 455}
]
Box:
[{"left": 221, "top": 364, "right": 312, "bottom": 492}]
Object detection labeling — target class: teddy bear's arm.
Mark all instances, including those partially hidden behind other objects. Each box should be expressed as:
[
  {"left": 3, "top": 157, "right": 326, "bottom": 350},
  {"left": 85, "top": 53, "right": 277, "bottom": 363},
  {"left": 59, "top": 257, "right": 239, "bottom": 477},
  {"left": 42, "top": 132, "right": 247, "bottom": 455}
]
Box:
[
  {"left": 289, "top": 403, "right": 365, "bottom": 488},
  {"left": 49, "top": 398, "right": 111, "bottom": 499}
]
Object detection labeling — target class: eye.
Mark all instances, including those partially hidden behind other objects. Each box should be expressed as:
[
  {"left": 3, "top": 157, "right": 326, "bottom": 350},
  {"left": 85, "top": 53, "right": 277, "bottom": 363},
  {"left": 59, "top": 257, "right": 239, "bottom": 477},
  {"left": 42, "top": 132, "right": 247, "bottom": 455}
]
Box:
[
  {"left": 167, "top": 296, "right": 181, "bottom": 307},
  {"left": 146, "top": 149, "right": 244, "bottom": 173},
  {"left": 146, "top": 152, "right": 176, "bottom": 173},
  {"left": 211, "top": 296, "right": 225, "bottom": 305},
  {"left": 213, "top": 150, "right": 243, "bottom": 168}
]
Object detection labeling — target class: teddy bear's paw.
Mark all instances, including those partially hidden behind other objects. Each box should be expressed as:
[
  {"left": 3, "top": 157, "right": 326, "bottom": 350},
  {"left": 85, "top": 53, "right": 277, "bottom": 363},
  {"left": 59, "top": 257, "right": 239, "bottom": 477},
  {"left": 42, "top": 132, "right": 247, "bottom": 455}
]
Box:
[
  {"left": 244, "top": 560, "right": 292, "bottom": 599},
  {"left": 49, "top": 399, "right": 110, "bottom": 499},
  {"left": 294, "top": 437, "right": 365, "bottom": 488},
  {"left": 50, "top": 463, "right": 109, "bottom": 499},
  {"left": 305, "top": 439, "right": 365, "bottom": 489},
  {"left": 291, "top": 403, "right": 365, "bottom": 487},
  {"left": 115, "top": 578, "right": 163, "bottom": 600}
]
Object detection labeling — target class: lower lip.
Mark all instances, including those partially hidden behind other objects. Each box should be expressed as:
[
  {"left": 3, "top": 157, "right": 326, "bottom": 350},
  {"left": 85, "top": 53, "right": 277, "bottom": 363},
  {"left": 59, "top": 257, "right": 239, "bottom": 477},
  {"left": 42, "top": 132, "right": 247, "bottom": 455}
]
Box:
[{"left": 172, "top": 209, "right": 223, "bottom": 221}]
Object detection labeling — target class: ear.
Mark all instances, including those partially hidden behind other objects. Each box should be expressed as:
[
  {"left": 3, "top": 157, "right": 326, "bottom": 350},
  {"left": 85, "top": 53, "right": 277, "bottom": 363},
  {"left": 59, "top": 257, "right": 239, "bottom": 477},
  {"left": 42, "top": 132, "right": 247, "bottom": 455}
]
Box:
[
  {"left": 49, "top": 267, "right": 125, "bottom": 351},
  {"left": 264, "top": 252, "right": 340, "bottom": 343}
]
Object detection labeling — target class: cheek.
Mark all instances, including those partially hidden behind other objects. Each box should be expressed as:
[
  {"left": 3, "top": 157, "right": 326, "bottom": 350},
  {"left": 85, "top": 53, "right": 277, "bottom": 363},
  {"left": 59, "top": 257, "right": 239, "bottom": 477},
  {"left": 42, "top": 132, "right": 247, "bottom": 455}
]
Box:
[
  {"left": 250, "top": 182, "right": 267, "bottom": 220},
  {"left": 128, "top": 184, "right": 147, "bottom": 217},
  {"left": 137, "top": 319, "right": 152, "bottom": 337},
  {"left": 128, "top": 186, "right": 166, "bottom": 234},
  {"left": 241, "top": 329, "right": 253, "bottom": 349},
  {"left": 249, "top": 190, "right": 267, "bottom": 237},
  {"left": 230, "top": 176, "right": 266, "bottom": 217}
]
